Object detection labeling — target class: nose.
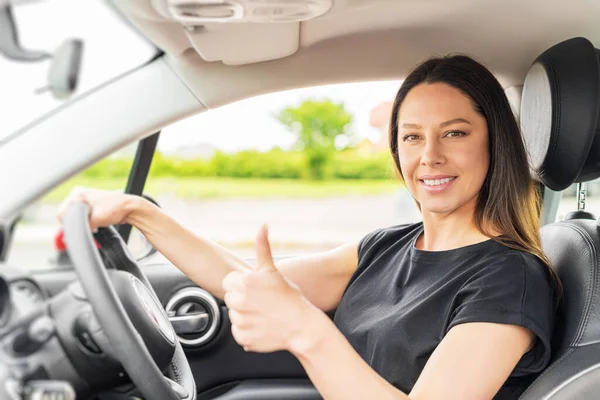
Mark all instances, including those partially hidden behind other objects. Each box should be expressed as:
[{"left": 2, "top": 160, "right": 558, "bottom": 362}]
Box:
[{"left": 420, "top": 139, "right": 446, "bottom": 167}]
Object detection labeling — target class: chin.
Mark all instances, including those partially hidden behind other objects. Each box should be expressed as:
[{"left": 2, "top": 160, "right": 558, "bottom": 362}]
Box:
[{"left": 419, "top": 201, "right": 459, "bottom": 215}]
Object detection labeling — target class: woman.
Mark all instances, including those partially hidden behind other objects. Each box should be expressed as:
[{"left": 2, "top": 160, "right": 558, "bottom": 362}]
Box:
[{"left": 59, "top": 55, "right": 557, "bottom": 399}]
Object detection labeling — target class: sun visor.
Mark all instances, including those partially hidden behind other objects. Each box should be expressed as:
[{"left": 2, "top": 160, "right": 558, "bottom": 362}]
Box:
[{"left": 520, "top": 37, "right": 600, "bottom": 191}]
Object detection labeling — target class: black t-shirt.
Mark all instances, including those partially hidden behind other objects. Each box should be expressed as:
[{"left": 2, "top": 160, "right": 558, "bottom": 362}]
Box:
[{"left": 333, "top": 222, "right": 555, "bottom": 399}]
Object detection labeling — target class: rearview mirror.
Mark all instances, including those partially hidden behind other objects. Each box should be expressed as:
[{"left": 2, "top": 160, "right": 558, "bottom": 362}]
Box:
[
  {"left": 0, "top": 5, "right": 84, "bottom": 100},
  {"left": 46, "top": 39, "right": 84, "bottom": 100}
]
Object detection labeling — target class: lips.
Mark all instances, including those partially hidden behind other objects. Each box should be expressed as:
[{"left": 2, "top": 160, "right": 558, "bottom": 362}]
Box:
[{"left": 418, "top": 176, "right": 457, "bottom": 193}]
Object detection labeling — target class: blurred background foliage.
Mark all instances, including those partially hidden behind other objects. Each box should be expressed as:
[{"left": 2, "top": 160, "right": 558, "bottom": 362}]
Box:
[{"left": 43, "top": 99, "right": 401, "bottom": 202}]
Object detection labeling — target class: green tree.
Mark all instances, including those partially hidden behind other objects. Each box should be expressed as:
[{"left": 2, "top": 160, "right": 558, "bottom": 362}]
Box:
[{"left": 276, "top": 99, "right": 353, "bottom": 180}]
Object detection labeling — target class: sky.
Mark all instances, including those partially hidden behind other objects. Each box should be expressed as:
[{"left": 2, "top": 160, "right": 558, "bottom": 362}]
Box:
[{"left": 0, "top": 0, "right": 401, "bottom": 154}]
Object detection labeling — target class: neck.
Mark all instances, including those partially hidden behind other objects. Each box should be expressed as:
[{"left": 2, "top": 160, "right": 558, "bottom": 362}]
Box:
[{"left": 417, "top": 202, "right": 498, "bottom": 251}]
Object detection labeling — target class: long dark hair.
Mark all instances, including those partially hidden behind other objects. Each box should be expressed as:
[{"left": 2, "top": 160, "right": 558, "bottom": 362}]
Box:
[{"left": 389, "top": 55, "right": 561, "bottom": 298}]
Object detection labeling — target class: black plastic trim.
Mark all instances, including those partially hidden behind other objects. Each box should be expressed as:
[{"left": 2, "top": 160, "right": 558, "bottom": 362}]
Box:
[
  {"left": 0, "top": 224, "right": 5, "bottom": 262},
  {"left": 118, "top": 131, "right": 160, "bottom": 241},
  {"left": 198, "top": 379, "right": 322, "bottom": 400}
]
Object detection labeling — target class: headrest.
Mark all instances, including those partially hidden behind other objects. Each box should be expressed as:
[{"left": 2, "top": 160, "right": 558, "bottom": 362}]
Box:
[{"left": 520, "top": 37, "right": 600, "bottom": 191}]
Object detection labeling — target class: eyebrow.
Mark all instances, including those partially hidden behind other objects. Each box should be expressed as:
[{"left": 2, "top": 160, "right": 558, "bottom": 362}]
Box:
[{"left": 400, "top": 118, "right": 472, "bottom": 129}]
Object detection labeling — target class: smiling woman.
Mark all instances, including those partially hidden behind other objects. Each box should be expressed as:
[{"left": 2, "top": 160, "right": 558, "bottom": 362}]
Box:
[
  {"left": 389, "top": 56, "right": 558, "bottom": 284},
  {"left": 396, "top": 86, "right": 490, "bottom": 216},
  {"left": 1, "top": 0, "right": 600, "bottom": 397},
  {"left": 329, "top": 55, "right": 558, "bottom": 400},
  {"left": 45, "top": 54, "right": 559, "bottom": 400}
]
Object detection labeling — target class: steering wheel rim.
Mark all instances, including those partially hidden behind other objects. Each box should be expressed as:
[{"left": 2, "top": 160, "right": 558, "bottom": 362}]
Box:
[{"left": 63, "top": 202, "right": 196, "bottom": 400}]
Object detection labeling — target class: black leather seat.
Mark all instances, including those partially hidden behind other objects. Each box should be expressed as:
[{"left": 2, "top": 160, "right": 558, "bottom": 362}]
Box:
[
  {"left": 518, "top": 37, "right": 600, "bottom": 399},
  {"left": 522, "top": 220, "right": 600, "bottom": 399}
]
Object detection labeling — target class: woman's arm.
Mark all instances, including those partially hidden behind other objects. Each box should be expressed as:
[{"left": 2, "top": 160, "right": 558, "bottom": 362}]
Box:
[
  {"left": 128, "top": 196, "right": 359, "bottom": 307},
  {"left": 59, "top": 188, "right": 359, "bottom": 309},
  {"left": 223, "top": 227, "right": 536, "bottom": 400},
  {"left": 291, "top": 312, "right": 534, "bottom": 400},
  {"left": 292, "top": 310, "right": 409, "bottom": 400}
]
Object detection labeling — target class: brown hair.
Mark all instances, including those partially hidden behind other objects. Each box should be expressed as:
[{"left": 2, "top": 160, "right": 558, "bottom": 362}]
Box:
[{"left": 389, "top": 55, "right": 561, "bottom": 299}]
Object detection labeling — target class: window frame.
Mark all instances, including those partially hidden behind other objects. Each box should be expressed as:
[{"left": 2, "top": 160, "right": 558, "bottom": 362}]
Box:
[{"left": 117, "top": 131, "right": 160, "bottom": 242}]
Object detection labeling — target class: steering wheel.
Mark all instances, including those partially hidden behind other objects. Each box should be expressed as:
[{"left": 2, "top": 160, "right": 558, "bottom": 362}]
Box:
[{"left": 63, "top": 202, "right": 197, "bottom": 400}]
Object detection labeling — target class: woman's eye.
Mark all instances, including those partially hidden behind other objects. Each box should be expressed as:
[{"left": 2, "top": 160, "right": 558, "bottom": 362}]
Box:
[
  {"left": 402, "top": 134, "right": 420, "bottom": 142},
  {"left": 445, "top": 130, "right": 466, "bottom": 138}
]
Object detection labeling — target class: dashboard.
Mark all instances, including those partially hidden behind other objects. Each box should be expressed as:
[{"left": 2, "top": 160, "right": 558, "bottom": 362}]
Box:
[{"left": 0, "top": 270, "right": 46, "bottom": 332}]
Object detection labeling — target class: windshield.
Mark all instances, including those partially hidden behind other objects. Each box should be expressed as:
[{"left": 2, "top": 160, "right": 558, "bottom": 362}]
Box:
[{"left": 0, "top": 0, "right": 158, "bottom": 143}]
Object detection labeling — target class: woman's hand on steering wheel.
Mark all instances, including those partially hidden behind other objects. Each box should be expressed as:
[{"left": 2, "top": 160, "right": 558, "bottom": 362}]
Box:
[{"left": 57, "top": 187, "right": 140, "bottom": 230}]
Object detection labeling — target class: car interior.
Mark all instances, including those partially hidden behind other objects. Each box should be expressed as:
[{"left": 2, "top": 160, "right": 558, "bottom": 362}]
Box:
[{"left": 1, "top": 0, "right": 600, "bottom": 399}]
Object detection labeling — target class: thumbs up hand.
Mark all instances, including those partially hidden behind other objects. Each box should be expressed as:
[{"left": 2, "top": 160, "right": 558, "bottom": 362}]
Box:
[{"left": 222, "top": 225, "right": 317, "bottom": 353}]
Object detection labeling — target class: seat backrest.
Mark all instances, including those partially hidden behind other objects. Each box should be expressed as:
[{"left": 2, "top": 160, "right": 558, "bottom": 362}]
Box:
[
  {"left": 521, "top": 219, "right": 600, "bottom": 399},
  {"left": 517, "top": 37, "right": 600, "bottom": 399}
]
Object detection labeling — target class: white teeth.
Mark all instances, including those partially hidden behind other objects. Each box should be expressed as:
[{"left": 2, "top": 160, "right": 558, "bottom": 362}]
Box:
[{"left": 423, "top": 177, "right": 455, "bottom": 186}]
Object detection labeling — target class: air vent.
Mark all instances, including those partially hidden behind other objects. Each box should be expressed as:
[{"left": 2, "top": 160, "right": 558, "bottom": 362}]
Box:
[
  {"left": 165, "top": 287, "right": 221, "bottom": 347},
  {"left": 161, "top": 0, "right": 333, "bottom": 24}
]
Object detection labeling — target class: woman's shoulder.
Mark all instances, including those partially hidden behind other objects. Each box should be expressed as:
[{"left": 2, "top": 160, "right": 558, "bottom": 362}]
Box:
[
  {"left": 448, "top": 245, "right": 557, "bottom": 377},
  {"left": 360, "top": 221, "right": 423, "bottom": 247},
  {"left": 478, "top": 242, "right": 551, "bottom": 282},
  {"left": 358, "top": 222, "right": 423, "bottom": 257},
  {"left": 465, "top": 243, "right": 556, "bottom": 313}
]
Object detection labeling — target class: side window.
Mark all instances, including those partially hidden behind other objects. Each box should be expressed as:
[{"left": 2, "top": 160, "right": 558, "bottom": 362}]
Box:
[
  {"left": 7, "top": 148, "right": 135, "bottom": 269},
  {"left": 143, "top": 81, "right": 421, "bottom": 260}
]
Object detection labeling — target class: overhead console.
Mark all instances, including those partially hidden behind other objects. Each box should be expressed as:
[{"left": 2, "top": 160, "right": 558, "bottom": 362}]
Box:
[
  {"left": 153, "top": 0, "right": 334, "bottom": 24},
  {"left": 149, "top": 0, "right": 333, "bottom": 65}
]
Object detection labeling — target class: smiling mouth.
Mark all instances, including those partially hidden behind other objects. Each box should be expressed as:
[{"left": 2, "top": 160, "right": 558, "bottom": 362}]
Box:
[{"left": 419, "top": 176, "right": 457, "bottom": 187}]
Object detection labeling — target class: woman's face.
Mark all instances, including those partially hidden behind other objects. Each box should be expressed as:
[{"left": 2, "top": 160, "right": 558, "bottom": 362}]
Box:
[{"left": 396, "top": 83, "right": 490, "bottom": 216}]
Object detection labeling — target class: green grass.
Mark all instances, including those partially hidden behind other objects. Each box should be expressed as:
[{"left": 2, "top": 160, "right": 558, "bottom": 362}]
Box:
[{"left": 42, "top": 176, "right": 401, "bottom": 203}]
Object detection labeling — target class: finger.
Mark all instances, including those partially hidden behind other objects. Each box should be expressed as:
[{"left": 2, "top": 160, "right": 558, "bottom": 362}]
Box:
[
  {"left": 231, "top": 326, "right": 253, "bottom": 352},
  {"left": 223, "top": 291, "right": 247, "bottom": 311},
  {"left": 57, "top": 188, "right": 87, "bottom": 224},
  {"left": 223, "top": 292, "right": 234, "bottom": 309},
  {"left": 222, "top": 271, "right": 245, "bottom": 292},
  {"left": 255, "top": 224, "right": 276, "bottom": 271},
  {"left": 228, "top": 309, "right": 246, "bottom": 328},
  {"left": 231, "top": 324, "right": 247, "bottom": 348}
]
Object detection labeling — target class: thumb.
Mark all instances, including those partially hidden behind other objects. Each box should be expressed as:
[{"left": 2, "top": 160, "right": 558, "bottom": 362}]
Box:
[{"left": 255, "top": 224, "right": 276, "bottom": 271}]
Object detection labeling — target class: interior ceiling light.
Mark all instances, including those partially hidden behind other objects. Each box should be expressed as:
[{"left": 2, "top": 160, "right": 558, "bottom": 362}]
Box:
[{"left": 155, "top": 0, "right": 334, "bottom": 24}]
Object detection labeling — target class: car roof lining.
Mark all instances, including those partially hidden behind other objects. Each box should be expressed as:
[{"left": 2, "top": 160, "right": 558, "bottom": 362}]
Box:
[
  {"left": 115, "top": 0, "right": 600, "bottom": 109},
  {"left": 166, "top": 31, "right": 523, "bottom": 110}
]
